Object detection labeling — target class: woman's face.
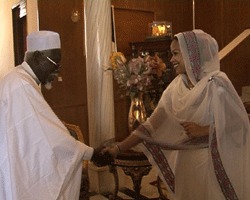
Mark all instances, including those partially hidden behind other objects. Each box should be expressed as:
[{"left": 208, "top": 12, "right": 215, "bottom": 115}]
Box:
[{"left": 170, "top": 39, "right": 186, "bottom": 75}]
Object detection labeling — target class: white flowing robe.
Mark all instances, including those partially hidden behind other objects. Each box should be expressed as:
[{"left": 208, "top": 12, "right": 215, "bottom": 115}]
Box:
[
  {"left": 0, "top": 62, "right": 94, "bottom": 200},
  {"left": 133, "top": 30, "right": 250, "bottom": 200}
]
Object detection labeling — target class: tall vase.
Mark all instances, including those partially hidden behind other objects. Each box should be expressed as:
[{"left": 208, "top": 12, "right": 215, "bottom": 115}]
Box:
[{"left": 128, "top": 92, "right": 147, "bottom": 133}]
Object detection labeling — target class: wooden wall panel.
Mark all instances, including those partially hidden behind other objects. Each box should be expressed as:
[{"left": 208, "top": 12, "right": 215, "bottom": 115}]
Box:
[
  {"left": 112, "top": 0, "right": 193, "bottom": 35},
  {"left": 220, "top": 40, "right": 250, "bottom": 95},
  {"left": 196, "top": 0, "right": 250, "bottom": 49},
  {"left": 38, "top": 0, "right": 89, "bottom": 143},
  {"left": 153, "top": 0, "right": 193, "bottom": 34},
  {"left": 195, "top": 0, "right": 250, "bottom": 95},
  {"left": 220, "top": 0, "right": 250, "bottom": 94},
  {"left": 195, "top": 1, "right": 224, "bottom": 48},
  {"left": 113, "top": 8, "right": 154, "bottom": 56},
  {"left": 111, "top": 0, "right": 155, "bottom": 11},
  {"left": 222, "top": 0, "right": 250, "bottom": 46},
  {"left": 53, "top": 106, "right": 89, "bottom": 139}
]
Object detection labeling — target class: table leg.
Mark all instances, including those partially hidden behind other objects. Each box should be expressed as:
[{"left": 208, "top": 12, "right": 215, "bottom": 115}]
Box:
[
  {"left": 108, "top": 165, "right": 119, "bottom": 200},
  {"left": 122, "top": 166, "right": 152, "bottom": 194}
]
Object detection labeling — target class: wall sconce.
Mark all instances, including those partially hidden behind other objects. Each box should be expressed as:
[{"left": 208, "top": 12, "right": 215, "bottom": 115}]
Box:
[
  {"left": 71, "top": 0, "right": 80, "bottom": 23},
  {"left": 71, "top": 9, "right": 80, "bottom": 23}
]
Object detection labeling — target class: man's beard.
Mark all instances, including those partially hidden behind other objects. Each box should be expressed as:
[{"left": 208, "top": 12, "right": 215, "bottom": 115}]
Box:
[{"left": 44, "top": 81, "right": 53, "bottom": 90}]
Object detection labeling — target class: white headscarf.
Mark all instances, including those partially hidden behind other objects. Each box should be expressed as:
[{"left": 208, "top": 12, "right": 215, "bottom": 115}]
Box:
[{"left": 175, "top": 29, "right": 220, "bottom": 85}]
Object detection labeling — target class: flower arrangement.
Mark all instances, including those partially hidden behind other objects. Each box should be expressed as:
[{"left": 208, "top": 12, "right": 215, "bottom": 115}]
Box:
[
  {"left": 109, "top": 52, "right": 168, "bottom": 97},
  {"left": 108, "top": 52, "right": 169, "bottom": 115}
]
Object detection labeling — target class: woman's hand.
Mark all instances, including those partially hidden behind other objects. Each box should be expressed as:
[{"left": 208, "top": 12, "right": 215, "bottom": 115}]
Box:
[
  {"left": 180, "top": 122, "right": 209, "bottom": 138},
  {"left": 101, "top": 134, "right": 142, "bottom": 159},
  {"left": 91, "top": 146, "right": 114, "bottom": 167},
  {"left": 101, "top": 145, "right": 120, "bottom": 159}
]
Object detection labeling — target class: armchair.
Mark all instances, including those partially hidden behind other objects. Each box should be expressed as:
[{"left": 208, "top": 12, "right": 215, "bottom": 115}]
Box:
[{"left": 63, "top": 122, "right": 89, "bottom": 200}]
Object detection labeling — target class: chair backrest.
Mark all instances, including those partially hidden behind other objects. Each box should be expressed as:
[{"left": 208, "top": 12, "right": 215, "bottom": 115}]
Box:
[
  {"left": 62, "top": 121, "right": 88, "bottom": 168},
  {"left": 63, "top": 121, "right": 84, "bottom": 143},
  {"left": 62, "top": 122, "right": 90, "bottom": 198}
]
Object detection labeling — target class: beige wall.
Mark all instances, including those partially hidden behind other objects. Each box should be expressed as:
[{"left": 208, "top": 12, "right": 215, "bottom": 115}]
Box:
[
  {"left": 27, "top": 0, "right": 39, "bottom": 33},
  {"left": 0, "top": 0, "right": 38, "bottom": 75}
]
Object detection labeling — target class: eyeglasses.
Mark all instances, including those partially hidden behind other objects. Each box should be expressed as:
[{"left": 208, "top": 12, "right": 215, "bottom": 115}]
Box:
[{"left": 46, "top": 56, "right": 61, "bottom": 69}]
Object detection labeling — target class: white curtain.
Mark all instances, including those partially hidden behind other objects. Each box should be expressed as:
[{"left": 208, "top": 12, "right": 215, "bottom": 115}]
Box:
[{"left": 84, "top": 0, "right": 115, "bottom": 147}]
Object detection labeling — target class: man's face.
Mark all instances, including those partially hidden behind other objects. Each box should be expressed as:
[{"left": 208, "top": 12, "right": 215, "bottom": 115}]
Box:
[
  {"left": 44, "top": 50, "right": 61, "bottom": 89},
  {"left": 32, "top": 49, "right": 61, "bottom": 89}
]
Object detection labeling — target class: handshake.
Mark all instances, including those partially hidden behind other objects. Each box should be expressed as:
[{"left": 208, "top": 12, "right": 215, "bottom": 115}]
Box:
[{"left": 90, "top": 145, "right": 115, "bottom": 167}]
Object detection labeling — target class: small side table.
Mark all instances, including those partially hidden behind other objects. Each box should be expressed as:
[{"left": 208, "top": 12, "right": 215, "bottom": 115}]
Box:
[{"left": 108, "top": 150, "right": 152, "bottom": 199}]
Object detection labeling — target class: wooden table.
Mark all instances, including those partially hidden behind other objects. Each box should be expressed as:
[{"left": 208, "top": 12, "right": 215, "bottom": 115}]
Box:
[{"left": 108, "top": 150, "right": 168, "bottom": 200}]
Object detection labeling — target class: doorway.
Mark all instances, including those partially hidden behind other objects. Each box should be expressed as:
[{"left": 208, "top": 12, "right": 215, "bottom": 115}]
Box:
[{"left": 12, "top": 0, "right": 27, "bottom": 66}]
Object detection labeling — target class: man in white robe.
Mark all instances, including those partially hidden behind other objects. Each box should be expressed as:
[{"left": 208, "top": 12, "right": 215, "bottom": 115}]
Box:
[{"left": 0, "top": 31, "right": 112, "bottom": 200}]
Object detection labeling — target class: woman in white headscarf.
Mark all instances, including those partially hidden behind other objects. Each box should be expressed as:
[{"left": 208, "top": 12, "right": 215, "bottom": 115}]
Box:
[{"left": 106, "top": 30, "right": 250, "bottom": 199}]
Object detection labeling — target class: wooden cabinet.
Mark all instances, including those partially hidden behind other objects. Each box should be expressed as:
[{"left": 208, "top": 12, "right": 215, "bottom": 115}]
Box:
[{"left": 129, "top": 38, "right": 175, "bottom": 82}]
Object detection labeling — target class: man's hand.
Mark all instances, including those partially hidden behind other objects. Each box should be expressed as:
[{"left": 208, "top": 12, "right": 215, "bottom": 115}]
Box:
[{"left": 91, "top": 146, "right": 114, "bottom": 167}]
